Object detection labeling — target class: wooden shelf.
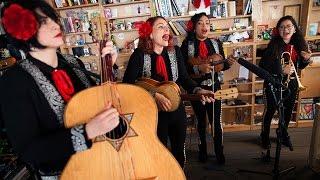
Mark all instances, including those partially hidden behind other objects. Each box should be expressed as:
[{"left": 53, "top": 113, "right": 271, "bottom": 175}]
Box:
[
  {"left": 222, "top": 81, "right": 252, "bottom": 86},
  {"left": 255, "top": 40, "right": 270, "bottom": 45},
  {"left": 108, "top": 14, "right": 150, "bottom": 20},
  {"left": 65, "top": 31, "right": 91, "bottom": 36},
  {"left": 254, "top": 80, "right": 264, "bottom": 84},
  {"left": 312, "top": 6, "right": 320, "bottom": 11},
  {"left": 254, "top": 104, "right": 265, "bottom": 107},
  {"left": 209, "top": 28, "right": 254, "bottom": 35},
  {"left": 209, "top": 15, "right": 252, "bottom": 21},
  {"left": 112, "top": 29, "right": 138, "bottom": 33},
  {"left": 307, "top": 64, "right": 320, "bottom": 68},
  {"left": 103, "top": 0, "right": 149, "bottom": 7},
  {"left": 55, "top": 3, "right": 99, "bottom": 10},
  {"left": 306, "top": 36, "right": 320, "bottom": 41},
  {"left": 223, "top": 41, "right": 254, "bottom": 48},
  {"left": 311, "top": 52, "right": 320, "bottom": 56},
  {"left": 222, "top": 104, "right": 252, "bottom": 109}
]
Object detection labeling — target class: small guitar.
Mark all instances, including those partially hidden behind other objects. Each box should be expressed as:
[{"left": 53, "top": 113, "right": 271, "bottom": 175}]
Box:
[
  {"left": 135, "top": 78, "right": 239, "bottom": 112},
  {"left": 0, "top": 57, "right": 16, "bottom": 71},
  {"left": 188, "top": 54, "right": 227, "bottom": 72}
]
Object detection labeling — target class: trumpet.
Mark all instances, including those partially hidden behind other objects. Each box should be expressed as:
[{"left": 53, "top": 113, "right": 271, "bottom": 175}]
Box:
[{"left": 280, "top": 50, "right": 306, "bottom": 91}]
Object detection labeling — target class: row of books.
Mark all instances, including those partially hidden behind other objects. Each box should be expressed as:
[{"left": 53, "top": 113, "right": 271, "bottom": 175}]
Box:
[
  {"left": 60, "top": 17, "right": 91, "bottom": 34},
  {"left": 168, "top": 20, "right": 188, "bottom": 36},
  {"left": 152, "top": 0, "right": 188, "bottom": 17},
  {"left": 54, "top": 0, "right": 98, "bottom": 8}
]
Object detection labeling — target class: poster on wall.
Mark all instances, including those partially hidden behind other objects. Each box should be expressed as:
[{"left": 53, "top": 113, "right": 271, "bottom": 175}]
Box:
[{"left": 300, "top": 98, "right": 315, "bottom": 120}]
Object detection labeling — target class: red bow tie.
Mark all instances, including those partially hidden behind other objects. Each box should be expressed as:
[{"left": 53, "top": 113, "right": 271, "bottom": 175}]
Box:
[
  {"left": 156, "top": 55, "right": 169, "bottom": 81},
  {"left": 199, "top": 41, "right": 208, "bottom": 59},
  {"left": 52, "top": 69, "right": 75, "bottom": 102}
]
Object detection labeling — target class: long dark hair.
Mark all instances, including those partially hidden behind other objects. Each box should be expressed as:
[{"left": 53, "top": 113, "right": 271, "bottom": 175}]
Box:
[
  {"left": 185, "top": 12, "right": 208, "bottom": 42},
  {"left": 138, "top": 16, "right": 174, "bottom": 54},
  {"left": 266, "top": 16, "right": 308, "bottom": 60},
  {"left": 1, "top": 0, "right": 60, "bottom": 53}
]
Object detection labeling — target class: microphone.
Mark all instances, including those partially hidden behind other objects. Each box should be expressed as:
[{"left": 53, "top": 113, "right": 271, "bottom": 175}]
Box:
[{"left": 237, "top": 58, "right": 284, "bottom": 88}]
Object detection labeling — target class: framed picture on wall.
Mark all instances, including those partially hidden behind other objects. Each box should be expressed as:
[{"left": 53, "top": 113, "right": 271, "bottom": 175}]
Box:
[{"left": 283, "top": 4, "right": 301, "bottom": 25}]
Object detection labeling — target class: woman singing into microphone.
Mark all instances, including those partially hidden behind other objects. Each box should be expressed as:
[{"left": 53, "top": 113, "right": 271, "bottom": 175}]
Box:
[{"left": 259, "top": 16, "right": 311, "bottom": 151}]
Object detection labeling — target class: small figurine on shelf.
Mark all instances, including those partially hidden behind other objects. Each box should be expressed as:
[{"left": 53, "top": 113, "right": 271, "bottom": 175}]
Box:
[
  {"left": 74, "top": 19, "right": 82, "bottom": 32},
  {"left": 83, "top": 47, "right": 91, "bottom": 56},
  {"left": 126, "top": 21, "right": 132, "bottom": 30},
  {"left": 104, "top": 8, "right": 112, "bottom": 18}
]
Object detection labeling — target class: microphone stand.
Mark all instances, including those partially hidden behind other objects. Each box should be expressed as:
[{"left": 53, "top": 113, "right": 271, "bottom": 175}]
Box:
[{"left": 238, "top": 80, "right": 295, "bottom": 179}]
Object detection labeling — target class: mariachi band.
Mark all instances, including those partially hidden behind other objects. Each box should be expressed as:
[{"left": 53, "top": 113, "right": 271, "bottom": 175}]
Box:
[{"left": 0, "top": 0, "right": 312, "bottom": 179}]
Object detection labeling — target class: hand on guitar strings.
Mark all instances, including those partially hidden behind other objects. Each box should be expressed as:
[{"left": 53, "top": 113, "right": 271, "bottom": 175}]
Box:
[
  {"left": 101, "top": 41, "right": 118, "bottom": 65},
  {"left": 196, "top": 89, "right": 215, "bottom": 105},
  {"left": 154, "top": 92, "right": 172, "bottom": 112},
  {"left": 85, "top": 101, "right": 120, "bottom": 140}
]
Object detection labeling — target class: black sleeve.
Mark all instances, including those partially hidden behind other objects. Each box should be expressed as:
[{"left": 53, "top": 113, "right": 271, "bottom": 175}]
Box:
[
  {"left": 297, "top": 55, "right": 310, "bottom": 69},
  {"left": 122, "top": 49, "right": 144, "bottom": 84},
  {"left": 175, "top": 46, "right": 197, "bottom": 93},
  {"left": 0, "top": 68, "right": 90, "bottom": 170},
  {"left": 259, "top": 46, "right": 273, "bottom": 73}
]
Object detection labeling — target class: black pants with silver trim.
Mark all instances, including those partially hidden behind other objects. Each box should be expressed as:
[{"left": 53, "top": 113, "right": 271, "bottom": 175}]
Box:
[{"left": 261, "top": 79, "right": 298, "bottom": 137}]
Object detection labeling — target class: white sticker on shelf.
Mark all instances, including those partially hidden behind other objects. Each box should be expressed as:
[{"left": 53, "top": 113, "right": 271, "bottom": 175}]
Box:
[{"left": 117, "top": 33, "right": 125, "bottom": 40}]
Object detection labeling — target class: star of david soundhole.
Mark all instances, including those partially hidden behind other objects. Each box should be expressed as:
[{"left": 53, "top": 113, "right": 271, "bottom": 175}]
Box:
[{"left": 93, "top": 113, "right": 137, "bottom": 151}]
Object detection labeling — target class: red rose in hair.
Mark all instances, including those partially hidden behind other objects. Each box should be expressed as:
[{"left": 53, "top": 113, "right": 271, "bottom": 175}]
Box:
[
  {"left": 2, "top": 4, "right": 38, "bottom": 41},
  {"left": 138, "top": 21, "right": 153, "bottom": 39},
  {"left": 272, "top": 27, "right": 279, "bottom": 37},
  {"left": 186, "top": 20, "right": 194, "bottom": 32}
]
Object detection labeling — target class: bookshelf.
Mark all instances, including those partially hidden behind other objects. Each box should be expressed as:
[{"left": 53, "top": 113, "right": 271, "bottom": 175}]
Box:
[
  {"left": 50, "top": 0, "right": 151, "bottom": 76},
  {"left": 297, "top": 0, "right": 320, "bottom": 126},
  {"left": 50, "top": 0, "right": 316, "bottom": 131}
]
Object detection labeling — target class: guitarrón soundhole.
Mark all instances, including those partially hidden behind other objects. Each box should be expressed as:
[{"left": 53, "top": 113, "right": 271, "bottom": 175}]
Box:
[{"left": 105, "top": 116, "right": 128, "bottom": 140}]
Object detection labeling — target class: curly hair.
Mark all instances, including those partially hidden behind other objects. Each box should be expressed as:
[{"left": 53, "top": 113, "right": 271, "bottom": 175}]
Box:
[
  {"left": 266, "top": 15, "right": 308, "bottom": 60},
  {"left": 1, "top": 0, "right": 61, "bottom": 53},
  {"left": 185, "top": 12, "right": 208, "bottom": 42},
  {"left": 138, "top": 16, "right": 174, "bottom": 54}
]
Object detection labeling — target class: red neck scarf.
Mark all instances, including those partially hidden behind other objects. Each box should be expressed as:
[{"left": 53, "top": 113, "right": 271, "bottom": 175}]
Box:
[
  {"left": 156, "top": 55, "right": 168, "bottom": 81},
  {"left": 284, "top": 44, "right": 298, "bottom": 63},
  {"left": 52, "top": 69, "right": 75, "bottom": 102},
  {"left": 193, "top": 0, "right": 211, "bottom": 8},
  {"left": 199, "top": 41, "right": 208, "bottom": 59}
]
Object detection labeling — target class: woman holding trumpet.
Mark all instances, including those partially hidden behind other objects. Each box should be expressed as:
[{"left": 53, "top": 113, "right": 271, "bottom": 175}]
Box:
[{"left": 259, "top": 16, "right": 311, "bottom": 151}]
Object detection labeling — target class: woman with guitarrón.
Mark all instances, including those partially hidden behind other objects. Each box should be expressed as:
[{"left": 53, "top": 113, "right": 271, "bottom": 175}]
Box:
[
  {"left": 180, "top": 13, "right": 235, "bottom": 164},
  {"left": 0, "top": 0, "right": 119, "bottom": 178},
  {"left": 122, "top": 16, "right": 214, "bottom": 168}
]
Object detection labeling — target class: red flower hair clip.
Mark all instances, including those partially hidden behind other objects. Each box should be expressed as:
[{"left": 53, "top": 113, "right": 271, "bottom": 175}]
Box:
[
  {"left": 1, "top": 4, "right": 38, "bottom": 41},
  {"left": 186, "top": 20, "right": 194, "bottom": 32},
  {"left": 138, "top": 21, "right": 153, "bottom": 39},
  {"left": 272, "top": 27, "right": 279, "bottom": 37}
]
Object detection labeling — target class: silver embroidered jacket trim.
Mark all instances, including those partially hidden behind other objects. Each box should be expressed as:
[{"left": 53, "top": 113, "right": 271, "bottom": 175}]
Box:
[
  {"left": 61, "top": 54, "right": 91, "bottom": 88},
  {"left": 20, "top": 60, "right": 65, "bottom": 125},
  {"left": 143, "top": 50, "right": 179, "bottom": 82},
  {"left": 71, "top": 125, "right": 88, "bottom": 152},
  {"left": 143, "top": 53, "right": 152, "bottom": 77},
  {"left": 188, "top": 39, "right": 220, "bottom": 57}
]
